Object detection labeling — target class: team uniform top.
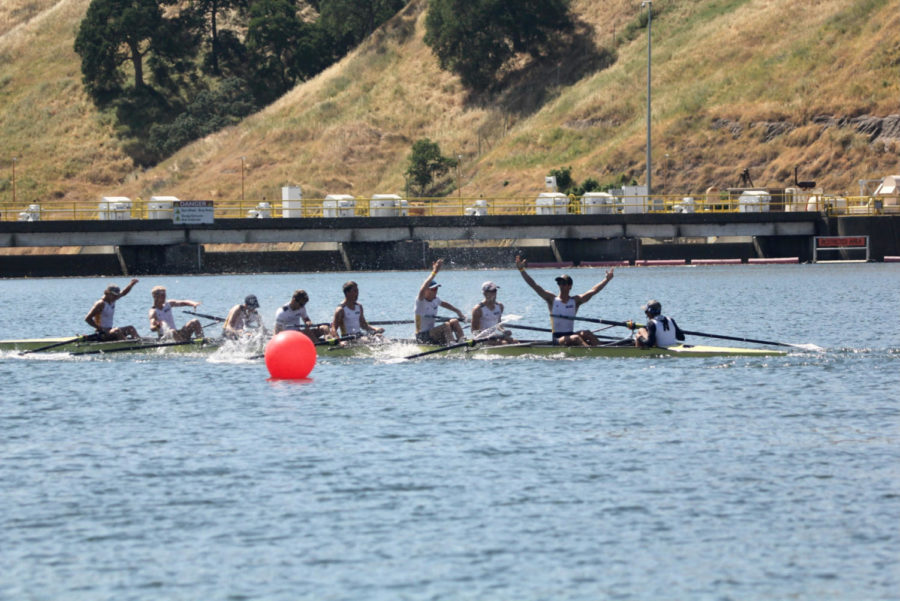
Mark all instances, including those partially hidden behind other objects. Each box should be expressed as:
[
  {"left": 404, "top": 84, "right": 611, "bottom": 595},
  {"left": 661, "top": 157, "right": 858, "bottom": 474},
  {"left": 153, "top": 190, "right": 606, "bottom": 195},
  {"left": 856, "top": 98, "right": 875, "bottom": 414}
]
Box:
[
  {"left": 275, "top": 304, "right": 309, "bottom": 330},
  {"left": 474, "top": 302, "right": 503, "bottom": 334},
  {"left": 550, "top": 297, "right": 577, "bottom": 335},
  {"left": 341, "top": 304, "right": 363, "bottom": 335},
  {"left": 645, "top": 315, "right": 685, "bottom": 348},
  {"left": 151, "top": 302, "right": 177, "bottom": 332},
  {"left": 415, "top": 297, "right": 442, "bottom": 333}
]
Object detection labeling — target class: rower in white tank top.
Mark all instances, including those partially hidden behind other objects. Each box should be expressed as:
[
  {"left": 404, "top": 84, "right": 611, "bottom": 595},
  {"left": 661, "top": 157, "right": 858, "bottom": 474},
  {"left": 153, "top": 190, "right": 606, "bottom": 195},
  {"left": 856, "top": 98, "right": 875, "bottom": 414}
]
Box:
[
  {"left": 550, "top": 297, "right": 577, "bottom": 335},
  {"left": 152, "top": 302, "right": 178, "bottom": 333},
  {"left": 470, "top": 281, "right": 515, "bottom": 343},
  {"left": 415, "top": 296, "right": 442, "bottom": 334},
  {"left": 331, "top": 281, "right": 384, "bottom": 340},
  {"left": 275, "top": 304, "right": 308, "bottom": 331},
  {"left": 515, "top": 256, "right": 615, "bottom": 347},
  {"left": 341, "top": 304, "right": 362, "bottom": 335},
  {"left": 98, "top": 301, "right": 116, "bottom": 330},
  {"left": 474, "top": 302, "right": 503, "bottom": 331},
  {"left": 148, "top": 286, "right": 204, "bottom": 342},
  {"left": 84, "top": 279, "right": 141, "bottom": 341}
]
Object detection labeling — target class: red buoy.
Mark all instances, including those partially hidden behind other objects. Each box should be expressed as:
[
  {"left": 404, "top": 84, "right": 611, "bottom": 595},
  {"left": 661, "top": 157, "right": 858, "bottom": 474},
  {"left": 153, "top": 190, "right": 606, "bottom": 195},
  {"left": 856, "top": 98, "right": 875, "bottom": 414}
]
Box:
[{"left": 264, "top": 331, "right": 317, "bottom": 379}]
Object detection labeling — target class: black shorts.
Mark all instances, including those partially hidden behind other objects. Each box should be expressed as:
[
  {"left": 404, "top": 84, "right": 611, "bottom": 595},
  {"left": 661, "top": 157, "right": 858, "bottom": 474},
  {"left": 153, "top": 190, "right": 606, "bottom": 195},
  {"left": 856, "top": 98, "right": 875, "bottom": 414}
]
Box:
[
  {"left": 416, "top": 331, "right": 440, "bottom": 344},
  {"left": 552, "top": 332, "right": 574, "bottom": 345}
]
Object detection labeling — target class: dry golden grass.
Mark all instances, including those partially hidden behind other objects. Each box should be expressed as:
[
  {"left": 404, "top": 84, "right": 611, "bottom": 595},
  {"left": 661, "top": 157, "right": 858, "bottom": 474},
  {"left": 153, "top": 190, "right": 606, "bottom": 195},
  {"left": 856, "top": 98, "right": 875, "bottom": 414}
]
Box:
[{"left": 1, "top": 0, "right": 899, "bottom": 212}]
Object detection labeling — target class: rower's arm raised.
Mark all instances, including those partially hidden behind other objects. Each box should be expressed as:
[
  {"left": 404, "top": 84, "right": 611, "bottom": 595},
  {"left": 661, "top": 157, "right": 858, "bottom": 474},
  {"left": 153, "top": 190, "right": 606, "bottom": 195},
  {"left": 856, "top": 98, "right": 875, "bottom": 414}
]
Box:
[
  {"left": 515, "top": 256, "right": 555, "bottom": 304},
  {"left": 418, "top": 259, "right": 443, "bottom": 299},
  {"left": 575, "top": 268, "right": 614, "bottom": 306}
]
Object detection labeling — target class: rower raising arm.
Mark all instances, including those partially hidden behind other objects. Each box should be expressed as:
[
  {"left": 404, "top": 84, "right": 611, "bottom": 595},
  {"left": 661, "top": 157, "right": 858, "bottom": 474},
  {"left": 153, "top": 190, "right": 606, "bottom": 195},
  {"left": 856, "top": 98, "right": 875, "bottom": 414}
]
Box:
[
  {"left": 516, "top": 255, "right": 614, "bottom": 347},
  {"left": 84, "top": 278, "right": 140, "bottom": 340},
  {"left": 415, "top": 259, "right": 466, "bottom": 345}
]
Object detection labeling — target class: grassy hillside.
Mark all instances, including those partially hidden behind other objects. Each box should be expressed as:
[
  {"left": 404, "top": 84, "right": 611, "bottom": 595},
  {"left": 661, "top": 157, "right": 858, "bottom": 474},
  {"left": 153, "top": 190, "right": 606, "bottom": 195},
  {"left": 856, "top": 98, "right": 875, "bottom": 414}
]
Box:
[{"left": 1, "top": 0, "right": 898, "bottom": 209}]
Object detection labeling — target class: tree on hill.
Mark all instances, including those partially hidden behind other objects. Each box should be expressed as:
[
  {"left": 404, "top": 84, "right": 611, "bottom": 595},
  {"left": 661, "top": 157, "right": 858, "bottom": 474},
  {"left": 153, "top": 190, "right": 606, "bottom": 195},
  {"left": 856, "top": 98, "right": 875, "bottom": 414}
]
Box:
[
  {"left": 74, "top": 0, "right": 197, "bottom": 107},
  {"left": 424, "top": 0, "right": 574, "bottom": 91},
  {"left": 190, "top": 0, "right": 249, "bottom": 76},
  {"left": 318, "top": 0, "right": 407, "bottom": 57},
  {"left": 406, "top": 138, "right": 458, "bottom": 196},
  {"left": 246, "top": 0, "right": 330, "bottom": 104}
]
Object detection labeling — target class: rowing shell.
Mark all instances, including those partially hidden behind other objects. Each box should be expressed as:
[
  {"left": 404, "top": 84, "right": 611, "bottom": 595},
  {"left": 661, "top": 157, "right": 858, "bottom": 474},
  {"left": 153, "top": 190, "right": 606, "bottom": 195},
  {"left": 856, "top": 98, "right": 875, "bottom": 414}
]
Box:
[
  {"left": 320, "top": 339, "right": 788, "bottom": 358},
  {"left": 0, "top": 336, "right": 219, "bottom": 354},
  {"left": 2, "top": 336, "right": 787, "bottom": 358}
]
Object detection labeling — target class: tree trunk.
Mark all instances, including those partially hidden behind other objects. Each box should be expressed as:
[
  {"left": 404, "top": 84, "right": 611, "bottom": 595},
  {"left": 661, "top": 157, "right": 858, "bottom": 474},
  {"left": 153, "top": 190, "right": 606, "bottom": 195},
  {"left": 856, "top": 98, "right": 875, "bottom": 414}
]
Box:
[{"left": 129, "top": 41, "right": 144, "bottom": 88}]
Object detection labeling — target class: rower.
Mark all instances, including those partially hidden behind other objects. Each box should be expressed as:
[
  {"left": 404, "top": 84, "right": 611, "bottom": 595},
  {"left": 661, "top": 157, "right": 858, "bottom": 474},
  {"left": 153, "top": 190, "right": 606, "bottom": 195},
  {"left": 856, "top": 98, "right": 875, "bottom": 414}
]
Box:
[
  {"left": 223, "top": 295, "right": 265, "bottom": 340},
  {"left": 415, "top": 259, "right": 466, "bottom": 344},
  {"left": 330, "top": 281, "right": 384, "bottom": 341},
  {"left": 630, "top": 300, "right": 685, "bottom": 348},
  {"left": 515, "top": 255, "right": 614, "bottom": 347},
  {"left": 148, "top": 286, "right": 204, "bottom": 342},
  {"left": 471, "top": 280, "right": 515, "bottom": 344},
  {"left": 274, "top": 289, "right": 330, "bottom": 340},
  {"left": 84, "top": 278, "right": 140, "bottom": 341}
]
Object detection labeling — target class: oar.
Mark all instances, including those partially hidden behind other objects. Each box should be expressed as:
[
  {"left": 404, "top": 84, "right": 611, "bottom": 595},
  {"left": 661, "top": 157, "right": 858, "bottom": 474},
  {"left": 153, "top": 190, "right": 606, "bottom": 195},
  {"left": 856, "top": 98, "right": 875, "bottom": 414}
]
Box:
[
  {"left": 403, "top": 338, "right": 480, "bottom": 360},
  {"left": 403, "top": 316, "right": 519, "bottom": 360},
  {"left": 364, "top": 317, "right": 456, "bottom": 326},
  {"left": 184, "top": 310, "right": 225, "bottom": 322},
  {"left": 367, "top": 320, "right": 414, "bottom": 326},
  {"left": 69, "top": 338, "right": 205, "bottom": 355},
  {"left": 503, "top": 323, "right": 622, "bottom": 342},
  {"left": 551, "top": 314, "right": 821, "bottom": 350},
  {"left": 676, "top": 328, "right": 822, "bottom": 350},
  {"left": 19, "top": 333, "right": 100, "bottom": 355}
]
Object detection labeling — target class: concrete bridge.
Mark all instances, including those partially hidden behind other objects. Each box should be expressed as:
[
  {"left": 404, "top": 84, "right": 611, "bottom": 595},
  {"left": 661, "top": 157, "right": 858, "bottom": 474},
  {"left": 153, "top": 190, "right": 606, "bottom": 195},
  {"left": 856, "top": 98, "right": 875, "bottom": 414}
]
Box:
[{"left": 1, "top": 212, "right": 896, "bottom": 276}]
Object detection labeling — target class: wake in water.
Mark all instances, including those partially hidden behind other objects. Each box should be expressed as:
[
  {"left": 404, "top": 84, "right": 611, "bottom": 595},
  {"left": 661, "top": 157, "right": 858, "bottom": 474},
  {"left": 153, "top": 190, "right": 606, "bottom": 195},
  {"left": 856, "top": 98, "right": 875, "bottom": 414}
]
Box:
[{"left": 207, "top": 330, "right": 268, "bottom": 364}]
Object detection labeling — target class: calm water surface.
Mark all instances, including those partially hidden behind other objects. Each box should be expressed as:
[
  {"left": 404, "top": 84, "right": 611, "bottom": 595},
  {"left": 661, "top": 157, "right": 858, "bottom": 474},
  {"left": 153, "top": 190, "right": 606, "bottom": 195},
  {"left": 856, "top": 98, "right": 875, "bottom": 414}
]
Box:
[{"left": 2, "top": 264, "right": 898, "bottom": 600}]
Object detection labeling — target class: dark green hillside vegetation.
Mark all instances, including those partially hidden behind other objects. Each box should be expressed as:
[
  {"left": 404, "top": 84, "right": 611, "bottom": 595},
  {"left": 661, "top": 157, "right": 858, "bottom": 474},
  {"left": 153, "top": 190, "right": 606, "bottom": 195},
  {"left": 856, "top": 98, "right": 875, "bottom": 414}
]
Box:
[{"left": 72, "top": 0, "right": 408, "bottom": 165}]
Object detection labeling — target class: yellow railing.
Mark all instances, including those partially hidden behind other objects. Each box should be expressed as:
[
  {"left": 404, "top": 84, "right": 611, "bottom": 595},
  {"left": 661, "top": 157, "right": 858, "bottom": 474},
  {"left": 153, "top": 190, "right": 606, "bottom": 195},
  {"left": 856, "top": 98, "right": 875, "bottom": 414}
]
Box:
[{"left": 1, "top": 193, "right": 898, "bottom": 221}]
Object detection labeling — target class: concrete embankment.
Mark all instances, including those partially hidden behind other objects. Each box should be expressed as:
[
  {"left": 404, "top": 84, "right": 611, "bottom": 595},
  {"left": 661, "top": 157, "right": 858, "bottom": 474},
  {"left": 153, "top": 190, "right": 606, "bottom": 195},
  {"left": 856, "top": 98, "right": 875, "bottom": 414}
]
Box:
[{"left": 1, "top": 214, "right": 897, "bottom": 277}]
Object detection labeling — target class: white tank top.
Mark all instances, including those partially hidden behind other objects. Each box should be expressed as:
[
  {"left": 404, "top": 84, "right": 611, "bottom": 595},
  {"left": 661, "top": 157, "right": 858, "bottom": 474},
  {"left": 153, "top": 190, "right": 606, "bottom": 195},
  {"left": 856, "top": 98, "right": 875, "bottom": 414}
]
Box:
[
  {"left": 475, "top": 302, "right": 503, "bottom": 334},
  {"left": 650, "top": 315, "right": 678, "bottom": 347},
  {"left": 341, "top": 304, "right": 362, "bottom": 335},
  {"left": 415, "top": 297, "right": 441, "bottom": 333},
  {"left": 99, "top": 301, "right": 116, "bottom": 329},
  {"left": 275, "top": 304, "right": 308, "bottom": 330},
  {"left": 153, "top": 302, "right": 177, "bottom": 332},
  {"left": 551, "top": 297, "right": 577, "bottom": 334}
]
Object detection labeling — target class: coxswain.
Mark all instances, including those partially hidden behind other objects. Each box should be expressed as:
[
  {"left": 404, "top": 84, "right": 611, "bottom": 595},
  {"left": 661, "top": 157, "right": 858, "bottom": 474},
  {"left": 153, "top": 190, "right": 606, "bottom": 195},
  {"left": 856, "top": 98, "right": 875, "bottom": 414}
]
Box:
[
  {"left": 515, "top": 255, "right": 614, "bottom": 346},
  {"left": 84, "top": 278, "right": 140, "bottom": 341},
  {"left": 331, "top": 281, "right": 384, "bottom": 341},
  {"left": 471, "top": 281, "right": 515, "bottom": 344},
  {"left": 630, "top": 300, "right": 685, "bottom": 348},
  {"left": 148, "top": 286, "right": 204, "bottom": 341},
  {"left": 415, "top": 259, "right": 466, "bottom": 344},
  {"left": 274, "top": 289, "right": 330, "bottom": 340},
  {"left": 223, "top": 295, "right": 265, "bottom": 340}
]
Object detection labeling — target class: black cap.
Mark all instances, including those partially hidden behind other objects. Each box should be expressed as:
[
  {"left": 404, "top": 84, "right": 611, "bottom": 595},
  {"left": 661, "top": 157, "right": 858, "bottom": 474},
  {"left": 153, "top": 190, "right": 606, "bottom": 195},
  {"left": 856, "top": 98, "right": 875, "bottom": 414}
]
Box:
[
  {"left": 244, "top": 295, "right": 260, "bottom": 308},
  {"left": 555, "top": 274, "right": 573, "bottom": 286}
]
